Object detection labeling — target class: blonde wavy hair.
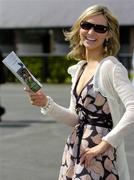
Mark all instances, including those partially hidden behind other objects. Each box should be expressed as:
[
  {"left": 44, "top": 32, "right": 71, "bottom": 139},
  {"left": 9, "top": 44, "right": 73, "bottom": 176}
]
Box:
[{"left": 64, "top": 4, "right": 120, "bottom": 60}]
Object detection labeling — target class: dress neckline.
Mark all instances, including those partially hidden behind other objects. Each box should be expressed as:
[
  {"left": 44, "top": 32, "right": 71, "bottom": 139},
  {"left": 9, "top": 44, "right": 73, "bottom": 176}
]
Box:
[{"left": 73, "top": 63, "right": 94, "bottom": 98}]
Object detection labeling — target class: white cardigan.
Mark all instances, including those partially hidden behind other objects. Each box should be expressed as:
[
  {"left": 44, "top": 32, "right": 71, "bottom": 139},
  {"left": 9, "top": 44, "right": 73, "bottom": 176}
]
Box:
[{"left": 41, "top": 56, "right": 134, "bottom": 180}]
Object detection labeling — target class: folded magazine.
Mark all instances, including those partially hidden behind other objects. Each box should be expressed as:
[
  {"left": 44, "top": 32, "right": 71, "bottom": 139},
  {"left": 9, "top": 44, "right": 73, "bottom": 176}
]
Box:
[{"left": 2, "top": 51, "right": 42, "bottom": 92}]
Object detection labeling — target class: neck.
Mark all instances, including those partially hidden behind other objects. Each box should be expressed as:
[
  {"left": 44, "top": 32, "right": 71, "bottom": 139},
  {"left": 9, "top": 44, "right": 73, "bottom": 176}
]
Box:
[{"left": 85, "top": 48, "right": 104, "bottom": 62}]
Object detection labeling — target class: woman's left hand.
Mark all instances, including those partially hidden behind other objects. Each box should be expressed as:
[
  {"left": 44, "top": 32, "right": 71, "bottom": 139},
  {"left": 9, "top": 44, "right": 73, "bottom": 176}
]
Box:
[{"left": 80, "top": 140, "right": 111, "bottom": 167}]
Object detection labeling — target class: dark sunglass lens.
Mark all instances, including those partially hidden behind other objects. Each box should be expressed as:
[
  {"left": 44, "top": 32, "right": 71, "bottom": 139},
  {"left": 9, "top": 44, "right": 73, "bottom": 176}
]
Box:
[
  {"left": 80, "top": 21, "right": 108, "bottom": 33},
  {"left": 80, "top": 22, "right": 92, "bottom": 30},
  {"left": 94, "top": 25, "right": 108, "bottom": 33}
]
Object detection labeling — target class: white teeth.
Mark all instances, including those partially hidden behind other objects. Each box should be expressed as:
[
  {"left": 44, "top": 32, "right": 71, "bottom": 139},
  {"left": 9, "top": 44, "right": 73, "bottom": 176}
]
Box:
[{"left": 86, "top": 37, "right": 96, "bottom": 41}]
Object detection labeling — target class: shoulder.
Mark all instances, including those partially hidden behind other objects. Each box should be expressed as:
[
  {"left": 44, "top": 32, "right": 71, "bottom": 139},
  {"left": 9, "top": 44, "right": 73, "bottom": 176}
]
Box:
[
  {"left": 93, "top": 56, "right": 128, "bottom": 97},
  {"left": 67, "top": 60, "right": 86, "bottom": 77},
  {"left": 97, "top": 56, "right": 127, "bottom": 77},
  {"left": 99, "top": 56, "right": 119, "bottom": 71}
]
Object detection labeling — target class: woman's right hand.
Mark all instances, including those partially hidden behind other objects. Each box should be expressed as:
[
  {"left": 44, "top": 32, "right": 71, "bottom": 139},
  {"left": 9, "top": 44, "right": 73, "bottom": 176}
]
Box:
[{"left": 24, "top": 87, "right": 48, "bottom": 107}]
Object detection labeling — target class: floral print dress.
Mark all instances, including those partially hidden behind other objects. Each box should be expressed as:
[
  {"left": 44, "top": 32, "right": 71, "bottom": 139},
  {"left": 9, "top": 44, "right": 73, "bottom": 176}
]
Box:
[{"left": 58, "top": 66, "right": 119, "bottom": 180}]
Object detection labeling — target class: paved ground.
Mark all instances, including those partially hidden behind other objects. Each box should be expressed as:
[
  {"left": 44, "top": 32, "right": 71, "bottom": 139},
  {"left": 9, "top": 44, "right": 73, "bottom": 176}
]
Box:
[{"left": 0, "top": 83, "right": 134, "bottom": 180}]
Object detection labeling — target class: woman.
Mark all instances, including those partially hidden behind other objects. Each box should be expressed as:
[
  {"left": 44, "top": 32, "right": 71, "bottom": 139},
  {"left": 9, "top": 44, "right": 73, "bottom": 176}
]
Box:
[{"left": 26, "top": 5, "right": 134, "bottom": 180}]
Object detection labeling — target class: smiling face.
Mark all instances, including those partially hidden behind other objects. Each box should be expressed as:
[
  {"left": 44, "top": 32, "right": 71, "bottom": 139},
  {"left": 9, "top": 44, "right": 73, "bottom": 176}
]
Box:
[{"left": 79, "top": 14, "right": 109, "bottom": 57}]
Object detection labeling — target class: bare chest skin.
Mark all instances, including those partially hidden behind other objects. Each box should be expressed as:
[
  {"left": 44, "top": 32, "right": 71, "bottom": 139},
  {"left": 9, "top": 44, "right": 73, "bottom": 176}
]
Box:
[{"left": 76, "top": 63, "right": 98, "bottom": 96}]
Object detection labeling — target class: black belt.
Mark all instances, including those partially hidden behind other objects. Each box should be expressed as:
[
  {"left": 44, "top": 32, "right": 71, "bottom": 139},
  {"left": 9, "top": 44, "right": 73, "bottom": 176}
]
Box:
[{"left": 75, "top": 103, "right": 113, "bottom": 164}]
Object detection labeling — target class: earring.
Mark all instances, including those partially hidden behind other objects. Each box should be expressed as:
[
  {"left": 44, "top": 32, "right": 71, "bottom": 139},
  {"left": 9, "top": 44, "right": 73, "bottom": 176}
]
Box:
[{"left": 104, "top": 38, "right": 109, "bottom": 52}]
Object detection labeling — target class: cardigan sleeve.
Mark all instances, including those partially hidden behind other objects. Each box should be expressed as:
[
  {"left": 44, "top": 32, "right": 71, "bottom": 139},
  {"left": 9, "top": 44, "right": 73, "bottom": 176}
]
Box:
[
  {"left": 41, "top": 64, "right": 79, "bottom": 127},
  {"left": 46, "top": 100, "right": 78, "bottom": 127},
  {"left": 40, "top": 91, "right": 78, "bottom": 127},
  {"left": 102, "top": 63, "right": 134, "bottom": 147}
]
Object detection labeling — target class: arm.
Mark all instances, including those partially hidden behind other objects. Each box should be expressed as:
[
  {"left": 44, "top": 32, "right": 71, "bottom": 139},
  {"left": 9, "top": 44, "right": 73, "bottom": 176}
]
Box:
[
  {"left": 26, "top": 88, "right": 78, "bottom": 127},
  {"left": 27, "top": 62, "right": 81, "bottom": 126},
  {"left": 102, "top": 63, "right": 134, "bottom": 147},
  {"left": 81, "top": 61, "right": 134, "bottom": 166},
  {"left": 45, "top": 100, "right": 78, "bottom": 127}
]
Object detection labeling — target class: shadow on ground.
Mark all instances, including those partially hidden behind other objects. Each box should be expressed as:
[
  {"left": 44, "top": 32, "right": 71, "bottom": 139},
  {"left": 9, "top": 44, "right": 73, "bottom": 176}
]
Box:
[{"left": 0, "top": 120, "right": 56, "bottom": 128}]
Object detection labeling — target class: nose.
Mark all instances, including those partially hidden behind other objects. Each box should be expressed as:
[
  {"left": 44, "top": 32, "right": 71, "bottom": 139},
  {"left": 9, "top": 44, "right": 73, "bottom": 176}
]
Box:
[{"left": 87, "top": 27, "right": 95, "bottom": 34}]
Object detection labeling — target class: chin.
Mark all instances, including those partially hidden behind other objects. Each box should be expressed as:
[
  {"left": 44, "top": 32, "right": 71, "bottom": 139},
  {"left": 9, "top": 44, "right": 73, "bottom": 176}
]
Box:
[{"left": 84, "top": 43, "right": 102, "bottom": 51}]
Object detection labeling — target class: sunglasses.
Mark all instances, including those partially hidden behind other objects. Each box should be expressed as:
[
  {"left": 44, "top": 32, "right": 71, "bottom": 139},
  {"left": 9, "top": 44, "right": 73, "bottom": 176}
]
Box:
[{"left": 80, "top": 21, "right": 108, "bottom": 33}]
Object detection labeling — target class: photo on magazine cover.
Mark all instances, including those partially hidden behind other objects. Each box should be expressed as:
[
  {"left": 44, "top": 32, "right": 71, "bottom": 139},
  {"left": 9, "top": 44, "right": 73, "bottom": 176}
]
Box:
[
  {"left": 2, "top": 51, "right": 42, "bottom": 93},
  {"left": 17, "top": 62, "right": 41, "bottom": 92}
]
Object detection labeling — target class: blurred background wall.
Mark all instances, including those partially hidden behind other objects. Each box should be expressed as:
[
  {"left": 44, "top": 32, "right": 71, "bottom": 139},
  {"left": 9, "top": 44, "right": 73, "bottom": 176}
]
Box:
[{"left": 0, "top": 0, "right": 133, "bottom": 82}]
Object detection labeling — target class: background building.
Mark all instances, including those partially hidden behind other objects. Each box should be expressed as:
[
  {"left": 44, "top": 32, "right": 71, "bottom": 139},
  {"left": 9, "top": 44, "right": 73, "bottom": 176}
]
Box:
[
  {"left": 0, "top": 0, "right": 134, "bottom": 82},
  {"left": 0, "top": 0, "right": 134, "bottom": 55}
]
